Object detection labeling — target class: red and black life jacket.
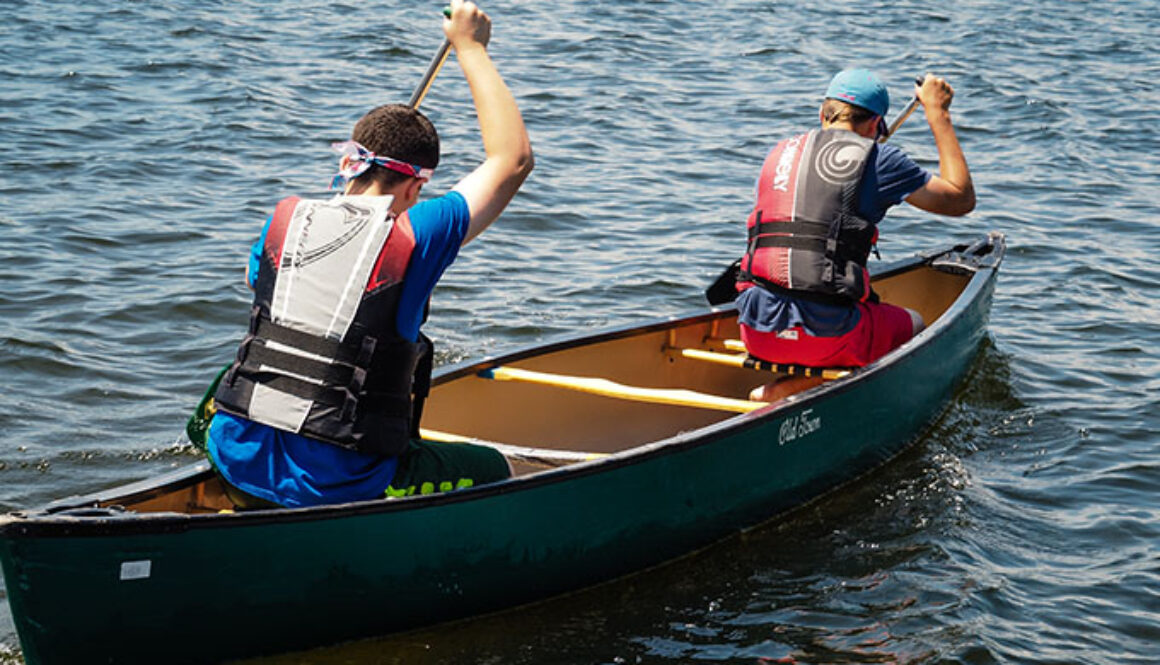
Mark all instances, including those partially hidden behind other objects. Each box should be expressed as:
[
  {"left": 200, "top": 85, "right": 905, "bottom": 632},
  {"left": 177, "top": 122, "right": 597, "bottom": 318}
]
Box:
[
  {"left": 738, "top": 128, "right": 878, "bottom": 304},
  {"left": 213, "top": 195, "right": 431, "bottom": 457}
]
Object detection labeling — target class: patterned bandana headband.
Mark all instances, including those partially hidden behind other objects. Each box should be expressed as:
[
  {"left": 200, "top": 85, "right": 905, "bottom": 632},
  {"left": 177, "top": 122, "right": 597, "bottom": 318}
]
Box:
[{"left": 330, "top": 140, "right": 435, "bottom": 189}]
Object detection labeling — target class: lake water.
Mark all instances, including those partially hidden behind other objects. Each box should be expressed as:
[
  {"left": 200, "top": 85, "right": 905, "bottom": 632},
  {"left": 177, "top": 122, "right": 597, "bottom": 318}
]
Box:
[{"left": 2, "top": 0, "right": 1158, "bottom": 663}]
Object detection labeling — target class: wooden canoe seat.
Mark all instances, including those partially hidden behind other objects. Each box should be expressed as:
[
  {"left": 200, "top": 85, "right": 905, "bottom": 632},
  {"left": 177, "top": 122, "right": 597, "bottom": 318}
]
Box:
[
  {"left": 706, "top": 337, "right": 747, "bottom": 353},
  {"left": 477, "top": 366, "right": 768, "bottom": 414},
  {"left": 675, "top": 338, "right": 852, "bottom": 380},
  {"left": 420, "top": 428, "right": 608, "bottom": 468}
]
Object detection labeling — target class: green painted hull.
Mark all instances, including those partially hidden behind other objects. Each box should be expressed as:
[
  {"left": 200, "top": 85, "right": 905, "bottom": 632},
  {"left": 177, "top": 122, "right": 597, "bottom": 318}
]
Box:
[{"left": 0, "top": 235, "right": 1004, "bottom": 664}]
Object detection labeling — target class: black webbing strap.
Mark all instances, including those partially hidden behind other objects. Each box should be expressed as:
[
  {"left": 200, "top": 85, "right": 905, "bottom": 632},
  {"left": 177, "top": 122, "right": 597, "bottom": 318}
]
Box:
[
  {"left": 226, "top": 308, "right": 364, "bottom": 385},
  {"left": 734, "top": 269, "right": 855, "bottom": 307},
  {"left": 239, "top": 344, "right": 356, "bottom": 386},
  {"left": 746, "top": 215, "right": 861, "bottom": 256},
  {"left": 226, "top": 310, "right": 384, "bottom": 426},
  {"left": 747, "top": 219, "right": 832, "bottom": 239},
  {"left": 409, "top": 333, "right": 434, "bottom": 438},
  {"left": 252, "top": 372, "right": 347, "bottom": 407},
  {"left": 750, "top": 234, "right": 832, "bottom": 252},
  {"left": 823, "top": 178, "right": 861, "bottom": 286},
  {"left": 340, "top": 336, "right": 377, "bottom": 423},
  {"left": 254, "top": 317, "right": 362, "bottom": 365},
  {"left": 224, "top": 305, "right": 263, "bottom": 388},
  {"left": 821, "top": 223, "right": 840, "bottom": 284},
  {"left": 744, "top": 209, "right": 764, "bottom": 257}
]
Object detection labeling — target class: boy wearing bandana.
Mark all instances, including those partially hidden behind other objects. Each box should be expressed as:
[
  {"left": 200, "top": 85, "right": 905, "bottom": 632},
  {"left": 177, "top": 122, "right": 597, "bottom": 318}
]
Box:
[{"left": 207, "top": 0, "right": 533, "bottom": 508}]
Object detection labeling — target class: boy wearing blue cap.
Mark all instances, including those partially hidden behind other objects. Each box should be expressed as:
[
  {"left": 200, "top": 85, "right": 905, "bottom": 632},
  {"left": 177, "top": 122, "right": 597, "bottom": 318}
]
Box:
[{"left": 737, "top": 70, "right": 974, "bottom": 399}]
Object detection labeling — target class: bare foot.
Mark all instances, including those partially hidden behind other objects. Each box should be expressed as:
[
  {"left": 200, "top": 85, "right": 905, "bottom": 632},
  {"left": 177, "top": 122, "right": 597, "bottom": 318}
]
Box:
[{"left": 749, "top": 375, "right": 825, "bottom": 402}]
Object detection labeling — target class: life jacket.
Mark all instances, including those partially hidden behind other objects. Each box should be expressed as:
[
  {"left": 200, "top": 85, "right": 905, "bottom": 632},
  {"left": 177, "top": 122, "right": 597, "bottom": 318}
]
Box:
[
  {"left": 738, "top": 128, "right": 879, "bottom": 304},
  {"left": 213, "top": 195, "right": 432, "bottom": 457}
]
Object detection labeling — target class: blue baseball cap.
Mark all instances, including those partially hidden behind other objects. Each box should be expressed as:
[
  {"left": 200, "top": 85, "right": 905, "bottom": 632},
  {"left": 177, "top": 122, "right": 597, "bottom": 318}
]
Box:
[{"left": 825, "top": 69, "right": 890, "bottom": 118}]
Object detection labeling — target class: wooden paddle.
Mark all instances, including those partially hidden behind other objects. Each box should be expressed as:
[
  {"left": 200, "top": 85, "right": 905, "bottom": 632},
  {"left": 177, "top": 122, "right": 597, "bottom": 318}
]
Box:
[
  {"left": 704, "top": 74, "right": 926, "bottom": 306},
  {"left": 879, "top": 75, "right": 926, "bottom": 142},
  {"left": 408, "top": 7, "right": 455, "bottom": 108}
]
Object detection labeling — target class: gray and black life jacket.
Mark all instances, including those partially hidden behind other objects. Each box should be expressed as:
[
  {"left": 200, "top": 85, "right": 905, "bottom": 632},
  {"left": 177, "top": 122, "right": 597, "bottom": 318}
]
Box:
[
  {"left": 738, "top": 128, "right": 878, "bottom": 304},
  {"left": 214, "top": 195, "right": 431, "bottom": 457}
]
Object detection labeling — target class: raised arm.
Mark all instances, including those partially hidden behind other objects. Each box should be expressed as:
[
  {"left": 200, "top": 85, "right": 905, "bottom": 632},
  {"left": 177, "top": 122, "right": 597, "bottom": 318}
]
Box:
[
  {"left": 444, "top": 0, "right": 534, "bottom": 245},
  {"left": 904, "top": 74, "right": 976, "bottom": 217}
]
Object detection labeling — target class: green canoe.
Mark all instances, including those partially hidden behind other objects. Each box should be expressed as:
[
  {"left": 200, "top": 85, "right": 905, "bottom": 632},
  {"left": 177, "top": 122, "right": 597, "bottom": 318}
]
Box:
[{"left": 0, "top": 233, "right": 1005, "bottom": 665}]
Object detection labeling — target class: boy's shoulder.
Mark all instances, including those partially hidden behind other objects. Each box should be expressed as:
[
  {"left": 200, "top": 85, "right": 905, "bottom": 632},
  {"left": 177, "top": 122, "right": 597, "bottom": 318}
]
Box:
[
  {"left": 407, "top": 190, "right": 470, "bottom": 246},
  {"left": 410, "top": 190, "right": 468, "bottom": 216}
]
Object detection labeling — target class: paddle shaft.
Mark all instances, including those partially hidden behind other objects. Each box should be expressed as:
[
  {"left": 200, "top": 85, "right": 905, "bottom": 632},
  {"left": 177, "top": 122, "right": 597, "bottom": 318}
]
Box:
[
  {"left": 408, "top": 39, "right": 452, "bottom": 108},
  {"left": 879, "top": 75, "right": 927, "bottom": 143},
  {"left": 407, "top": 7, "right": 458, "bottom": 109}
]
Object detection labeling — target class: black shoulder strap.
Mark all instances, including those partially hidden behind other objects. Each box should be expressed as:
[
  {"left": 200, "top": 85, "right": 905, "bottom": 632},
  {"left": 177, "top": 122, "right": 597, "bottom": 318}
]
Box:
[{"left": 409, "top": 333, "right": 434, "bottom": 438}]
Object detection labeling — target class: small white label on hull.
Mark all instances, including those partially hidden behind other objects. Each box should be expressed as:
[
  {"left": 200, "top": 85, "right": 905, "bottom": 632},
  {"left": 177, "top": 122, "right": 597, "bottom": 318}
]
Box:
[{"left": 119, "top": 560, "right": 152, "bottom": 581}]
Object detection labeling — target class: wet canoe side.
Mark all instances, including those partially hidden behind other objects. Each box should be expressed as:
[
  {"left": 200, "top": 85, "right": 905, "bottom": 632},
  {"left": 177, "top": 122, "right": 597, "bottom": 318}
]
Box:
[{"left": 0, "top": 236, "right": 1002, "bottom": 665}]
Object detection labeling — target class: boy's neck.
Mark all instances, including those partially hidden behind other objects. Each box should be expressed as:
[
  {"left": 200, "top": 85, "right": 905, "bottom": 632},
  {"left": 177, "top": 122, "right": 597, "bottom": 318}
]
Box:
[{"left": 343, "top": 181, "right": 413, "bottom": 216}]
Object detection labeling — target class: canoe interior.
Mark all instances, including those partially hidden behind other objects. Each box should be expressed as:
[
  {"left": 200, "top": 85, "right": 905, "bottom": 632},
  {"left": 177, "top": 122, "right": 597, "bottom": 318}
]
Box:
[
  {"left": 93, "top": 262, "right": 970, "bottom": 515},
  {"left": 424, "top": 264, "right": 967, "bottom": 452},
  {"left": 112, "top": 471, "right": 235, "bottom": 514}
]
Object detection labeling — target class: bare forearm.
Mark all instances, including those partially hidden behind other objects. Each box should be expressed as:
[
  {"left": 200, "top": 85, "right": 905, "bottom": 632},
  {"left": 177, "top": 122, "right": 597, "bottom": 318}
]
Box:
[
  {"left": 442, "top": 0, "right": 533, "bottom": 241},
  {"left": 910, "top": 74, "right": 976, "bottom": 215},
  {"left": 927, "top": 108, "right": 973, "bottom": 198},
  {"left": 457, "top": 45, "right": 532, "bottom": 171}
]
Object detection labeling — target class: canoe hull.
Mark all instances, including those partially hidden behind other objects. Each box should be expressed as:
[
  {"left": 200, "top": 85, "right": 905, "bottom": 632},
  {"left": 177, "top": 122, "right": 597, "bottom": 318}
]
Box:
[{"left": 0, "top": 235, "right": 1003, "bottom": 665}]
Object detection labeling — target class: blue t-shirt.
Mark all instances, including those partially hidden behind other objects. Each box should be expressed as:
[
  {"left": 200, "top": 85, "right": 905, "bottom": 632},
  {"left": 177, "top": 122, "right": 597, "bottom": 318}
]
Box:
[
  {"left": 207, "top": 191, "right": 471, "bottom": 507},
  {"left": 736, "top": 142, "right": 930, "bottom": 337}
]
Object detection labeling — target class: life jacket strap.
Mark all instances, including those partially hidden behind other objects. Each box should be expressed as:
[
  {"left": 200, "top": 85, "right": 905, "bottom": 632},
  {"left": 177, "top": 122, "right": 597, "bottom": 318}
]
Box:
[
  {"left": 247, "top": 372, "right": 348, "bottom": 408},
  {"left": 253, "top": 316, "right": 357, "bottom": 362},
  {"left": 748, "top": 234, "right": 845, "bottom": 253},
  {"left": 735, "top": 272, "right": 856, "bottom": 307},
  {"left": 238, "top": 343, "right": 358, "bottom": 386},
  {"left": 408, "top": 333, "right": 434, "bottom": 438},
  {"left": 747, "top": 219, "right": 833, "bottom": 239}
]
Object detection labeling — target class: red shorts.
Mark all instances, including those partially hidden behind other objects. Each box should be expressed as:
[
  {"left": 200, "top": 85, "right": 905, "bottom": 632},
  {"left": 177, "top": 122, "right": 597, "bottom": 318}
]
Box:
[{"left": 740, "top": 301, "right": 917, "bottom": 368}]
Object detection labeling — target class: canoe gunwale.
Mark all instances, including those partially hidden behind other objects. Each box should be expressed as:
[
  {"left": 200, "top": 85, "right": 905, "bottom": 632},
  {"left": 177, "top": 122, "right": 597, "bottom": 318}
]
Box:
[
  {"left": 31, "top": 461, "right": 215, "bottom": 516},
  {"left": 0, "top": 234, "right": 1005, "bottom": 539}
]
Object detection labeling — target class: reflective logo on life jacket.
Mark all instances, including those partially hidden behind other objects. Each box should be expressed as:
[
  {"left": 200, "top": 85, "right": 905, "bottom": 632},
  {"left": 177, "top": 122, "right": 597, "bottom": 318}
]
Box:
[
  {"left": 814, "top": 139, "right": 870, "bottom": 185},
  {"left": 773, "top": 134, "right": 805, "bottom": 192}
]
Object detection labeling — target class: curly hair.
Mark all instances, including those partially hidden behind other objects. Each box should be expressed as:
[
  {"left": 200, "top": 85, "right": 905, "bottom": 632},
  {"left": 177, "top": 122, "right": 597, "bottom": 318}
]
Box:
[{"left": 349, "top": 104, "right": 440, "bottom": 191}]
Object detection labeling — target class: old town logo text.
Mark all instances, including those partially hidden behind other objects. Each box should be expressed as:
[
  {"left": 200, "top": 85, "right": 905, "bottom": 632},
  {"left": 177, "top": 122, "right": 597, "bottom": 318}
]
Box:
[{"left": 778, "top": 409, "right": 822, "bottom": 446}]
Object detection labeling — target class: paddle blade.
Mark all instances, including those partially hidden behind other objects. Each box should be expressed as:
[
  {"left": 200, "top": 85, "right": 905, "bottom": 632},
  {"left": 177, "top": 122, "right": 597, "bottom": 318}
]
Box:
[
  {"left": 705, "top": 258, "right": 741, "bottom": 306},
  {"left": 186, "top": 364, "right": 230, "bottom": 449}
]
